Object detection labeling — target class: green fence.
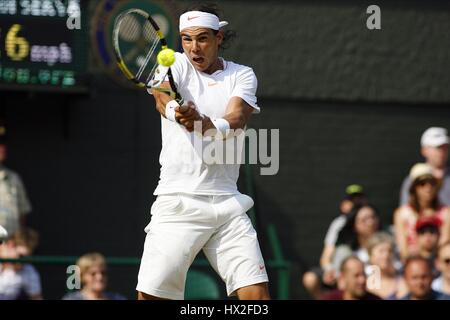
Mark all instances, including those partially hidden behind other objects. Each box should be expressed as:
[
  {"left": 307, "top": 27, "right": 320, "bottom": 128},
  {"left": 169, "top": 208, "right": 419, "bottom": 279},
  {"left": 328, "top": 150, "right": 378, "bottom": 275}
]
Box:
[{"left": 0, "top": 243, "right": 291, "bottom": 299}]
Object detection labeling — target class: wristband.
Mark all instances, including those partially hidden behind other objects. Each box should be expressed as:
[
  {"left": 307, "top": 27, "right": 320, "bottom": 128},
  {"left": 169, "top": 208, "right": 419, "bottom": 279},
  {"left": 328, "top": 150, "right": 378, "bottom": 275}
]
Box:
[
  {"left": 165, "top": 100, "right": 179, "bottom": 122},
  {"left": 212, "top": 118, "right": 230, "bottom": 136}
]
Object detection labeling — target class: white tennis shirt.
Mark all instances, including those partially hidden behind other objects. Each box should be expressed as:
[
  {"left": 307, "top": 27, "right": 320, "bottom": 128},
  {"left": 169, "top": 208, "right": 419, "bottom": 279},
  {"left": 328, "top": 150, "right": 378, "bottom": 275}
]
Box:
[{"left": 151, "top": 52, "right": 260, "bottom": 195}]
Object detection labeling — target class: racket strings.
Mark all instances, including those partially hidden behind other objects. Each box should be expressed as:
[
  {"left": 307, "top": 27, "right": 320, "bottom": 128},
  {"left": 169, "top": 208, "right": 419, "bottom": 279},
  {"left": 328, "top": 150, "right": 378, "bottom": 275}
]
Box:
[
  {"left": 118, "top": 15, "right": 160, "bottom": 82},
  {"left": 136, "top": 32, "right": 160, "bottom": 80},
  {"left": 145, "top": 63, "right": 160, "bottom": 87},
  {"left": 119, "top": 14, "right": 141, "bottom": 42}
]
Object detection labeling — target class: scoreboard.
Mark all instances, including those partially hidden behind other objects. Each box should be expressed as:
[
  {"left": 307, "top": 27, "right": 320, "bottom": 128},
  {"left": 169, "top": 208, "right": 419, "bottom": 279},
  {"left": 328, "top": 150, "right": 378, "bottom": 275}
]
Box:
[{"left": 0, "top": 0, "right": 89, "bottom": 92}]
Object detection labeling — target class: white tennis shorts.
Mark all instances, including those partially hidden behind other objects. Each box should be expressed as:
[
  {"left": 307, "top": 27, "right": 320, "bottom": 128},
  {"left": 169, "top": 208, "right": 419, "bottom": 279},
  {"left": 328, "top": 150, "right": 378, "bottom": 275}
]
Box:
[{"left": 136, "top": 193, "right": 269, "bottom": 300}]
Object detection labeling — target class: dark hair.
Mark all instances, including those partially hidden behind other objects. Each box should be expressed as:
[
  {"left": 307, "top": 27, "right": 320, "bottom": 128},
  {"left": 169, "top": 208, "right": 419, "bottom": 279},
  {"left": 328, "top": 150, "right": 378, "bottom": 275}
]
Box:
[
  {"left": 343, "top": 192, "right": 368, "bottom": 208},
  {"left": 336, "top": 204, "right": 381, "bottom": 250},
  {"left": 183, "top": 2, "right": 237, "bottom": 50},
  {"left": 408, "top": 176, "right": 440, "bottom": 213}
]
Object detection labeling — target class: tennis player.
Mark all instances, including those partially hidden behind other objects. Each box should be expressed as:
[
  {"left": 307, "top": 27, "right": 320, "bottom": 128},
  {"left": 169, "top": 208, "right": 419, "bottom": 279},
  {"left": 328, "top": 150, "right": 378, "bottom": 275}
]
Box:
[{"left": 136, "top": 4, "right": 270, "bottom": 300}]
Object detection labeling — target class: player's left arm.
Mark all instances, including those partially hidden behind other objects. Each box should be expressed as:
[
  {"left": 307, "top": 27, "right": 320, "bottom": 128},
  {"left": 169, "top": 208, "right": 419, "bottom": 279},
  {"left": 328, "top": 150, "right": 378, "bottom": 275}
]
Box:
[
  {"left": 178, "top": 66, "right": 259, "bottom": 134},
  {"left": 200, "top": 97, "right": 254, "bottom": 134}
]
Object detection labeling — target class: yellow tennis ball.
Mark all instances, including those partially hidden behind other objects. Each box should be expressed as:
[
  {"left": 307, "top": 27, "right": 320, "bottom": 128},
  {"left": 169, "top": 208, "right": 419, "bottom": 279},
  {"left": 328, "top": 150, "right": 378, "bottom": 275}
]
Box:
[{"left": 157, "top": 48, "right": 176, "bottom": 67}]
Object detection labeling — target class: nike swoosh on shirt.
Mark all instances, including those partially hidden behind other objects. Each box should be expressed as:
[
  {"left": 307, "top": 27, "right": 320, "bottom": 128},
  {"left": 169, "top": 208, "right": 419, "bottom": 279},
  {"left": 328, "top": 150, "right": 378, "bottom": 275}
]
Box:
[{"left": 208, "top": 82, "right": 218, "bottom": 87}]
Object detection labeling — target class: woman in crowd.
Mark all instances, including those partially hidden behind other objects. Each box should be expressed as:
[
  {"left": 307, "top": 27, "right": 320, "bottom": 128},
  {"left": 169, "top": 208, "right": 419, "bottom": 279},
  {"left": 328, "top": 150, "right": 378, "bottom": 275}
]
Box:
[
  {"left": 332, "top": 204, "right": 381, "bottom": 269},
  {"left": 62, "top": 252, "right": 125, "bottom": 300},
  {"left": 366, "top": 232, "right": 407, "bottom": 299},
  {"left": 394, "top": 163, "right": 450, "bottom": 261}
]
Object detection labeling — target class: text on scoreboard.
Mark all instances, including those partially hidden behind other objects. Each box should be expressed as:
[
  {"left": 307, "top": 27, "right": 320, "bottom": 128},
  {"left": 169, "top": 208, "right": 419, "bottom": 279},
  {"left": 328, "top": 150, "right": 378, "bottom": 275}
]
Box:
[{"left": 0, "top": 0, "right": 88, "bottom": 91}]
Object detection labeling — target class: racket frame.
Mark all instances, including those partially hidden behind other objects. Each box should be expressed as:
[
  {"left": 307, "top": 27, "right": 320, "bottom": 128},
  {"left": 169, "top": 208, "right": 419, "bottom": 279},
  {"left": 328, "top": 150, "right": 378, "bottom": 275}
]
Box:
[{"left": 113, "top": 9, "right": 182, "bottom": 104}]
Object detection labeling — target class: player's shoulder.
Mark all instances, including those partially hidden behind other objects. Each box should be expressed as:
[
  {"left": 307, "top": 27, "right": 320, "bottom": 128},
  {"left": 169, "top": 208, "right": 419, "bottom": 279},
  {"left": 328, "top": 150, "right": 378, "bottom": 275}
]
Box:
[
  {"left": 225, "top": 59, "right": 255, "bottom": 75},
  {"left": 225, "top": 60, "right": 257, "bottom": 84},
  {"left": 174, "top": 52, "right": 189, "bottom": 66}
]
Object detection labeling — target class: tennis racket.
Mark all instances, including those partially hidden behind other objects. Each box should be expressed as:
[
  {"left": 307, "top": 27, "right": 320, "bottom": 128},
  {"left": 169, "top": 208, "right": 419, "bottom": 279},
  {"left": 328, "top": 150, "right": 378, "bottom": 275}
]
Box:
[{"left": 112, "top": 9, "right": 183, "bottom": 104}]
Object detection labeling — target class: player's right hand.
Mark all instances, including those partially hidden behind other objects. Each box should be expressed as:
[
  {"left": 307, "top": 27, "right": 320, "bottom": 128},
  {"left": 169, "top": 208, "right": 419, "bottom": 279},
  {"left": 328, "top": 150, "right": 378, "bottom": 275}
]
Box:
[{"left": 176, "top": 101, "right": 203, "bottom": 131}]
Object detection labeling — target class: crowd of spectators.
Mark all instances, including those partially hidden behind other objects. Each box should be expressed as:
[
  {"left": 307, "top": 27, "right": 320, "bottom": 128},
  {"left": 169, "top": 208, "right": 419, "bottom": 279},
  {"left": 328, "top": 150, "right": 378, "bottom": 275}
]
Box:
[
  {"left": 3, "top": 123, "right": 450, "bottom": 300},
  {"left": 303, "top": 127, "right": 450, "bottom": 300}
]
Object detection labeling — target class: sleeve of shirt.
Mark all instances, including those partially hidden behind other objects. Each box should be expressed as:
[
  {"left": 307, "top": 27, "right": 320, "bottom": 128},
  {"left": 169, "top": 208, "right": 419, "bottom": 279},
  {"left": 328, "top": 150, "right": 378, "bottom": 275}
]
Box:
[
  {"left": 324, "top": 216, "right": 346, "bottom": 246},
  {"left": 22, "top": 265, "right": 42, "bottom": 297},
  {"left": 15, "top": 174, "right": 32, "bottom": 215},
  {"left": 231, "top": 67, "right": 260, "bottom": 113}
]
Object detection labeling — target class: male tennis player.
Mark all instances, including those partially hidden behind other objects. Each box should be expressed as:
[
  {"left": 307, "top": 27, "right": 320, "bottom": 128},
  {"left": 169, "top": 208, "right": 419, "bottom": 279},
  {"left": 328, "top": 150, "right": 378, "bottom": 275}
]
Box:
[{"left": 136, "top": 4, "right": 270, "bottom": 300}]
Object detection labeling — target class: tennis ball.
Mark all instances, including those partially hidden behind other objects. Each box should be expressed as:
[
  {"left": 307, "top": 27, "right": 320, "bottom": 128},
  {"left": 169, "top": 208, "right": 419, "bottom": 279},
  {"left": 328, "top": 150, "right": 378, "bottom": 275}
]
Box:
[{"left": 157, "top": 48, "right": 176, "bottom": 67}]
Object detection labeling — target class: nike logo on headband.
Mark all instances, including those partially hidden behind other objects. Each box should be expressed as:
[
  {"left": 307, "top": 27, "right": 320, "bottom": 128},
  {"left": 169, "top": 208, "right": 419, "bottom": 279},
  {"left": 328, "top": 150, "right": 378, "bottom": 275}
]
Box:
[{"left": 187, "top": 16, "right": 200, "bottom": 21}]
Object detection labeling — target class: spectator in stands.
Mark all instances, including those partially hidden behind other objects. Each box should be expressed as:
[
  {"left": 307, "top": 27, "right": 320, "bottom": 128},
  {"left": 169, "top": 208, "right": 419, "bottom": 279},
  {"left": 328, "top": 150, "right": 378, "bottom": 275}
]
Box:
[
  {"left": 415, "top": 216, "right": 441, "bottom": 266},
  {"left": 400, "top": 127, "right": 450, "bottom": 206},
  {"left": 331, "top": 204, "right": 381, "bottom": 270},
  {"left": 400, "top": 256, "right": 450, "bottom": 300},
  {"left": 366, "top": 232, "right": 407, "bottom": 299},
  {"left": 62, "top": 252, "right": 126, "bottom": 300},
  {"left": 302, "top": 185, "right": 368, "bottom": 299},
  {"left": 432, "top": 241, "right": 450, "bottom": 295},
  {"left": 0, "top": 136, "right": 32, "bottom": 237},
  {"left": 320, "top": 256, "right": 381, "bottom": 300},
  {"left": 0, "top": 227, "right": 42, "bottom": 300},
  {"left": 394, "top": 163, "right": 450, "bottom": 261}
]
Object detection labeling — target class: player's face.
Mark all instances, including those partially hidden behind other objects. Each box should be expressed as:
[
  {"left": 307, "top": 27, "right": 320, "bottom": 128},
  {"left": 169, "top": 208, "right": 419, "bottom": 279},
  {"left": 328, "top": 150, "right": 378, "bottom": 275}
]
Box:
[{"left": 180, "top": 27, "right": 223, "bottom": 74}]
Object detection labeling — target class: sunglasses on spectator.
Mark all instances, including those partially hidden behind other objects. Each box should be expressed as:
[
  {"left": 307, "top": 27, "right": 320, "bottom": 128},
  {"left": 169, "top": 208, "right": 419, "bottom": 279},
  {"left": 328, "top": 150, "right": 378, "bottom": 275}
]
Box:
[{"left": 417, "top": 179, "right": 437, "bottom": 187}]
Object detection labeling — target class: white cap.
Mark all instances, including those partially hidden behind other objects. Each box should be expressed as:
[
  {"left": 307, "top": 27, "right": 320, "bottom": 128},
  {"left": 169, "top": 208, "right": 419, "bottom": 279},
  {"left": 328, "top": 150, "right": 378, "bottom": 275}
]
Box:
[
  {"left": 421, "top": 127, "right": 449, "bottom": 147},
  {"left": 179, "top": 11, "right": 228, "bottom": 32},
  {"left": 409, "top": 163, "right": 434, "bottom": 182}
]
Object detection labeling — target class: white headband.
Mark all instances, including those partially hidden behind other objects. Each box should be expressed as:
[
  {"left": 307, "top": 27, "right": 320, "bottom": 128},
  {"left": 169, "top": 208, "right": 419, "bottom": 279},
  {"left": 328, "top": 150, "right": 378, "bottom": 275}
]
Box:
[{"left": 179, "top": 11, "right": 228, "bottom": 32}]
